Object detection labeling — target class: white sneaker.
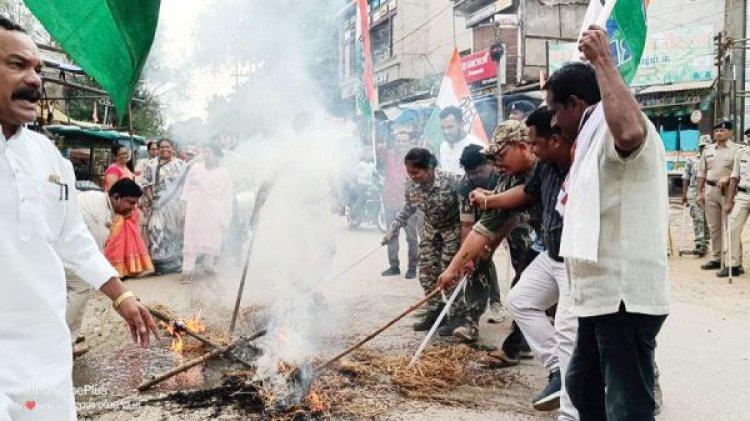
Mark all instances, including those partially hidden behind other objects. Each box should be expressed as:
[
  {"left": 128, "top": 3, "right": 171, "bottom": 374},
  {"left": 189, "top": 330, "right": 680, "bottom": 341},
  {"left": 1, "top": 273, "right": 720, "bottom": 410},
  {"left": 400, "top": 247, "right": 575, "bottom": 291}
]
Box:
[{"left": 487, "top": 302, "right": 506, "bottom": 324}]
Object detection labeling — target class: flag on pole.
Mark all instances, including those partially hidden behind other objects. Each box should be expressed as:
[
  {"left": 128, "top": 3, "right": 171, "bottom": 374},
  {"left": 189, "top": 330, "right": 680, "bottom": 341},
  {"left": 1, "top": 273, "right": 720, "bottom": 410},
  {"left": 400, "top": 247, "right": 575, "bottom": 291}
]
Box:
[
  {"left": 422, "top": 49, "right": 488, "bottom": 156},
  {"left": 25, "top": 0, "right": 161, "bottom": 123},
  {"left": 574, "top": 0, "right": 651, "bottom": 85},
  {"left": 355, "top": 0, "right": 378, "bottom": 158}
]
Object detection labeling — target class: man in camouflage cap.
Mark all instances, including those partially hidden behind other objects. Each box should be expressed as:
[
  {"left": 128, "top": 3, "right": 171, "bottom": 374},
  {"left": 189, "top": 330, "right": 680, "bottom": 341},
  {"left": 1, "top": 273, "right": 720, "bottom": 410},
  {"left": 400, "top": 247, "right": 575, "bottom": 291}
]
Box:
[{"left": 438, "top": 119, "right": 541, "bottom": 373}]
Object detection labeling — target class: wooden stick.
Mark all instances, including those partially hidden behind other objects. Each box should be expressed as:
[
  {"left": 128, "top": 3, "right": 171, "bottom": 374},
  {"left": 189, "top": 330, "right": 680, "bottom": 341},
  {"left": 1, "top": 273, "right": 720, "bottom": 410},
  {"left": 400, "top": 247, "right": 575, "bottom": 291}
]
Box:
[
  {"left": 147, "top": 307, "right": 254, "bottom": 369},
  {"left": 315, "top": 288, "right": 443, "bottom": 371},
  {"left": 230, "top": 181, "right": 274, "bottom": 334},
  {"left": 137, "top": 329, "right": 267, "bottom": 392}
]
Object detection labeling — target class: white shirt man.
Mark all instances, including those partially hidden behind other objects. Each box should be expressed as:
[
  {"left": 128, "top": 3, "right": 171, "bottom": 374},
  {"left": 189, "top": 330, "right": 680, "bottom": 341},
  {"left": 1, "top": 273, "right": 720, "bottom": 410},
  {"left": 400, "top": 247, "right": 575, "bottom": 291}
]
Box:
[
  {"left": 437, "top": 106, "right": 485, "bottom": 175},
  {"left": 0, "top": 19, "right": 158, "bottom": 420},
  {"left": 1, "top": 127, "right": 118, "bottom": 420},
  {"left": 66, "top": 190, "right": 115, "bottom": 352},
  {"left": 439, "top": 133, "right": 484, "bottom": 175}
]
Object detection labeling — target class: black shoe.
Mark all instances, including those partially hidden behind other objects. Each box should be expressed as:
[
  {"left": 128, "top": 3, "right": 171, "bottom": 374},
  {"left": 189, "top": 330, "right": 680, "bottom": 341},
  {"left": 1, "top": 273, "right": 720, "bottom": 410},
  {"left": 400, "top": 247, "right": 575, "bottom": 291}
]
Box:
[
  {"left": 701, "top": 260, "right": 721, "bottom": 270},
  {"left": 717, "top": 266, "right": 743, "bottom": 277},
  {"left": 405, "top": 268, "right": 417, "bottom": 279},
  {"left": 381, "top": 267, "right": 400, "bottom": 276},
  {"left": 532, "top": 369, "right": 561, "bottom": 411},
  {"left": 694, "top": 248, "right": 707, "bottom": 257},
  {"left": 437, "top": 318, "right": 463, "bottom": 337},
  {"left": 413, "top": 307, "right": 443, "bottom": 331}
]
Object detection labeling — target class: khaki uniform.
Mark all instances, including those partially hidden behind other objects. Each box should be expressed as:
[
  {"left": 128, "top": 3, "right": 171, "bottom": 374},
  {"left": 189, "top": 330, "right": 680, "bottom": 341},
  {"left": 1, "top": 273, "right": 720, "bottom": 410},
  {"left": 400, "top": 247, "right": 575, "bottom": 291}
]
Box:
[
  {"left": 728, "top": 147, "right": 750, "bottom": 266},
  {"left": 698, "top": 141, "right": 742, "bottom": 260}
]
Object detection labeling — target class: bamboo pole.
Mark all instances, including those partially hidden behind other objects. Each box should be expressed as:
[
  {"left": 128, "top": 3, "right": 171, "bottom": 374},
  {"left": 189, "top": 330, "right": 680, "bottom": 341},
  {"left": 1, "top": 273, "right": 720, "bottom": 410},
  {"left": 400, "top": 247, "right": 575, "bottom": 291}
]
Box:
[
  {"left": 315, "top": 288, "right": 443, "bottom": 371},
  {"left": 147, "top": 307, "right": 254, "bottom": 369},
  {"left": 229, "top": 181, "right": 274, "bottom": 333},
  {"left": 137, "top": 329, "right": 267, "bottom": 392}
]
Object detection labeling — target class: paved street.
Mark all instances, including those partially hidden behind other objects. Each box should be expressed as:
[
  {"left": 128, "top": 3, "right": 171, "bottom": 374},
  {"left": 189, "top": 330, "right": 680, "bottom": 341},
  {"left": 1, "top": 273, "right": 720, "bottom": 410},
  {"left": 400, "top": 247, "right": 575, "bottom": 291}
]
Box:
[{"left": 79, "top": 217, "right": 750, "bottom": 420}]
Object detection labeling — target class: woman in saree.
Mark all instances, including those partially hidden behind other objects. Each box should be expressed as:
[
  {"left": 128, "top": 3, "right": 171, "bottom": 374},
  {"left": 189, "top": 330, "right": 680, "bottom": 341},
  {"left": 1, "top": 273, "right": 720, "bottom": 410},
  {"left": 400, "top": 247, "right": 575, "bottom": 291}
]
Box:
[
  {"left": 180, "top": 143, "right": 233, "bottom": 283},
  {"left": 134, "top": 141, "right": 159, "bottom": 248},
  {"left": 143, "top": 138, "right": 187, "bottom": 274},
  {"left": 102, "top": 144, "right": 154, "bottom": 277}
]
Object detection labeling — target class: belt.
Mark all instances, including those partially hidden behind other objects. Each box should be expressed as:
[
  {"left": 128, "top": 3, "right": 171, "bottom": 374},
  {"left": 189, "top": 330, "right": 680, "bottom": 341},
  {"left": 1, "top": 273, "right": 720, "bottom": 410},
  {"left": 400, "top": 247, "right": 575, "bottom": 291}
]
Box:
[{"left": 706, "top": 180, "right": 717, "bottom": 187}]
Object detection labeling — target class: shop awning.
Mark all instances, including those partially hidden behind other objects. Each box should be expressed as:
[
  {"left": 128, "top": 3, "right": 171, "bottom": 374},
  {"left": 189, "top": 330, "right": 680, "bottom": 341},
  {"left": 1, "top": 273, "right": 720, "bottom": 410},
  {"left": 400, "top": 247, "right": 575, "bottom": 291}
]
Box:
[
  {"left": 636, "top": 80, "right": 714, "bottom": 95},
  {"left": 44, "top": 124, "right": 145, "bottom": 146}
]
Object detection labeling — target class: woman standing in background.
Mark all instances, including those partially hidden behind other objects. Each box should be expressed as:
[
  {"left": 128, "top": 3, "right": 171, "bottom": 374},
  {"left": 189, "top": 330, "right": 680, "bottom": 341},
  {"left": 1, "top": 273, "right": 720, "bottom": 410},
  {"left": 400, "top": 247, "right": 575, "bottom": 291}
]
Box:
[
  {"left": 102, "top": 144, "right": 153, "bottom": 277},
  {"left": 143, "top": 138, "right": 187, "bottom": 274},
  {"left": 180, "top": 144, "right": 233, "bottom": 283}
]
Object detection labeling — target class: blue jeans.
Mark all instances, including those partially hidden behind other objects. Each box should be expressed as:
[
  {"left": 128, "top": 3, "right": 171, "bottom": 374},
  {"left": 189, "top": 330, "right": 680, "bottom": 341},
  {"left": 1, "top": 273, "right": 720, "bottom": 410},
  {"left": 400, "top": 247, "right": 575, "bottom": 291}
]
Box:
[{"left": 566, "top": 302, "right": 666, "bottom": 421}]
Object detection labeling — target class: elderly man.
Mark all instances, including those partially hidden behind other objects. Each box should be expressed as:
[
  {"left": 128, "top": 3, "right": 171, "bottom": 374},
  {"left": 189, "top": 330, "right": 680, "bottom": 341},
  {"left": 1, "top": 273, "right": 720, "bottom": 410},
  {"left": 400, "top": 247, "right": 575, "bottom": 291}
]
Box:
[{"left": 0, "top": 18, "right": 159, "bottom": 420}]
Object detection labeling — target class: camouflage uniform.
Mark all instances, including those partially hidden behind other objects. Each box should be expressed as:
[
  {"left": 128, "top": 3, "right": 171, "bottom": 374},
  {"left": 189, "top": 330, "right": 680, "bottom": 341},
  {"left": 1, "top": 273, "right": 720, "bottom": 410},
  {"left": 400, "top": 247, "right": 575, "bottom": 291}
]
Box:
[
  {"left": 389, "top": 168, "right": 462, "bottom": 311},
  {"left": 475, "top": 121, "right": 542, "bottom": 356},
  {"left": 457, "top": 171, "right": 501, "bottom": 324},
  {"left": 683, "top": 157, "right": 708, "bottom": 252}
]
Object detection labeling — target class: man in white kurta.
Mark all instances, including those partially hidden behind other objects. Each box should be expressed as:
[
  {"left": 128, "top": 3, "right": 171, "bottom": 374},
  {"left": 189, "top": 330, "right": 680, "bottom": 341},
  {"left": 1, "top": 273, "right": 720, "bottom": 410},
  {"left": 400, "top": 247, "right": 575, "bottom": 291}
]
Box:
[
  {"left": 0, "top": 18, "right": 159, "bottom": 421},
  {"left": 68, "top": 180, "right": 145, "bottom": 350},
  {"left": 438, "top": 106, "right": 484, "bottom": 175}
]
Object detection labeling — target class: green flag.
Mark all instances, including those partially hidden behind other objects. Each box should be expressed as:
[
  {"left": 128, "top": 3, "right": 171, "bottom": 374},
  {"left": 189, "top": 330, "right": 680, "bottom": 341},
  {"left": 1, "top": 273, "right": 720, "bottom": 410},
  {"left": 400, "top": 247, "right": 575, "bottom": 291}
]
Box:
[
  {"left": 25, "top": 0, "right": 161, "bottom": 122},
  {"left": 606, "top": 0, "right": 648, "bottom": 84}
]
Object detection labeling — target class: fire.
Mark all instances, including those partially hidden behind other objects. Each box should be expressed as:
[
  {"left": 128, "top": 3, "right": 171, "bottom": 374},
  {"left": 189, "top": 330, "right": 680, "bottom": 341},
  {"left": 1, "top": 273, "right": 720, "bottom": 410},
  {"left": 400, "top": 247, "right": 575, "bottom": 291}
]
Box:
[
  {"left": 306, "top": 388, "right": 328, "bottom": 413},
  {"left": 171, "top": 335, "right": 184, "bottom": 353},
  {"left": 159, "top": 310, "right": 206, "bottom": 353}
]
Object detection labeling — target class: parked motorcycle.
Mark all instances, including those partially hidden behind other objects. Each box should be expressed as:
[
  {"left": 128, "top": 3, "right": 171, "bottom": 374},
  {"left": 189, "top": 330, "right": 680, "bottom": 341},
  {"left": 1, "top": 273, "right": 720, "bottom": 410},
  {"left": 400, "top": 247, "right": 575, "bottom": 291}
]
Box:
[{"left": 344, "top": 175, "right": 387, "bottom": 232}]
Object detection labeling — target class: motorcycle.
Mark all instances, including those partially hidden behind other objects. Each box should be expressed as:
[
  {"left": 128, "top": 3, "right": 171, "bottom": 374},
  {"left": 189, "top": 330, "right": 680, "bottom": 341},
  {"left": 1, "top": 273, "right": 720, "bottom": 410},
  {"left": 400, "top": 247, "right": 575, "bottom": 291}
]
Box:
[{"left": 344, "top": 174, "right": 387, "bottom": 233}]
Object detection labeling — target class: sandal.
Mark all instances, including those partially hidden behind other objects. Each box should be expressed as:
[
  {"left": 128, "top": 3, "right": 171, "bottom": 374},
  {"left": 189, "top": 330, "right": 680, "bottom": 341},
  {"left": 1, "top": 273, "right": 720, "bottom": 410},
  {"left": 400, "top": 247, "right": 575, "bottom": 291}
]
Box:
[{"left": 480, "top": 350, "right": 520, "bottom": 368}]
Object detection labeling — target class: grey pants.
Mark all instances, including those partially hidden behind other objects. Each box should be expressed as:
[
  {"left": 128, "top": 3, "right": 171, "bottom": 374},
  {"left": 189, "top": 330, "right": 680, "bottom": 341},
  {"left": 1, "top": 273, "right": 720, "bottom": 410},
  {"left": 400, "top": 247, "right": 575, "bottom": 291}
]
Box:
[{"left": 385, "top": 207, "right": 419, "bottom": 270}]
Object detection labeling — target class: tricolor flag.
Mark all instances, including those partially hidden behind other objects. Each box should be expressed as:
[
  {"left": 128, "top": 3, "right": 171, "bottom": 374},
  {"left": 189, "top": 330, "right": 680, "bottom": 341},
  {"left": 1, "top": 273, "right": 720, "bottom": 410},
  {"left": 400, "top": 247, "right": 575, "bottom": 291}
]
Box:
[
  {"left": 575, "top": 0, "right": 651, "bottom": 84},
  {"left": 423, "top": 49, "right": 488, "bottom": 156},
  {"left": 355, "top": 0, "right": 377, "bottom": 152}
]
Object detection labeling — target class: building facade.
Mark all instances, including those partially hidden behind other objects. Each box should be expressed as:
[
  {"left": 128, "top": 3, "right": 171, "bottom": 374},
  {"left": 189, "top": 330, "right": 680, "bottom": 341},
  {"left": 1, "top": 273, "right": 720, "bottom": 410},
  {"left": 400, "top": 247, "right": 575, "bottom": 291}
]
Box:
[{"left": 339, "top": 0, "right": 472, "bottom": 110}]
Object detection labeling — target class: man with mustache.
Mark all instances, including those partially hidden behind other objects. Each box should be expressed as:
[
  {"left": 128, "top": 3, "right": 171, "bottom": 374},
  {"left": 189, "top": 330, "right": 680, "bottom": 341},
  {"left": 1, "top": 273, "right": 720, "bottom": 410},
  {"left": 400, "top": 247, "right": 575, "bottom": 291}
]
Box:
[{"left": 0, "top": 17, "right": 159, "bottom": 420}]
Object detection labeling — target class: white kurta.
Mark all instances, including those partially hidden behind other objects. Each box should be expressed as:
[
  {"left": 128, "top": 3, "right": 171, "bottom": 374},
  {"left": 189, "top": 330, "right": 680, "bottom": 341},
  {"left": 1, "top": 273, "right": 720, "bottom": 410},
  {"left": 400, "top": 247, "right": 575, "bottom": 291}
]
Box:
[
  {"left": 0, "top": 127, "right": 117, "bottom": 420},
  {"left": 439, "top": 134, "right": 484, "bottom": 175}
]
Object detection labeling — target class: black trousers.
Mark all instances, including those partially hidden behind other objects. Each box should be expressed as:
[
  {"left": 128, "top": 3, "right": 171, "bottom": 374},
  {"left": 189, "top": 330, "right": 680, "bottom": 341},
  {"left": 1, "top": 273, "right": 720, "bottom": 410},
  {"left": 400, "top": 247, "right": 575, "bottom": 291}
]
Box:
[{"left": 566, "top": 302, "right": 667, "bottom": 421}]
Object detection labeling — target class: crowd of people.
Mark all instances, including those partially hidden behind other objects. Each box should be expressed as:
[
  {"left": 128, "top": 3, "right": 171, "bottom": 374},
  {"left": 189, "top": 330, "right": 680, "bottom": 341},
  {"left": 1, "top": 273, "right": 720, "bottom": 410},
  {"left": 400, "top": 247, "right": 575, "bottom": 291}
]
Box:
[
  {"left": 0, "top": 14, "right": 678, "bottom": 421},
  {"left": 65, "top": 139, "right": 236, "bottom": 357},
  {"left": 377, "top": 26, "right": 670, "bottom": 421}
]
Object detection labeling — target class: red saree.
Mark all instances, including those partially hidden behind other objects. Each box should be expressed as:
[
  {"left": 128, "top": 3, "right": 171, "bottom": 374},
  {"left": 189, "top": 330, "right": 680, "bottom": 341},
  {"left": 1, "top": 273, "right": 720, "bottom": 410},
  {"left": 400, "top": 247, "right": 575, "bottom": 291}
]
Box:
[{"left": 104, "top": 209, "right": 154, "bottom": 277}]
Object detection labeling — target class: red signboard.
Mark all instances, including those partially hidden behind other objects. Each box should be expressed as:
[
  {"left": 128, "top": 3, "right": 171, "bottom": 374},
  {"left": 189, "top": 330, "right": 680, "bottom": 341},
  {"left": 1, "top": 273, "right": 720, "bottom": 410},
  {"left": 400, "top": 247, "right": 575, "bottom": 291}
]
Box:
[{"left": 461, "top": 49, "right": 497, "bottom": 84}]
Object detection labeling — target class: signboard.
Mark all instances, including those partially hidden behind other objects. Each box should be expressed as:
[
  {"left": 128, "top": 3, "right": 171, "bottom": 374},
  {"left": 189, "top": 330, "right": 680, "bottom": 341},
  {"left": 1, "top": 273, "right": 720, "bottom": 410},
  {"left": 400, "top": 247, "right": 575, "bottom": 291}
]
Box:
[
  {"left": 465, "top": 3, "right": 497, "bottom": 28},
  {"left": 461, "top": 49, "right": 498, "bottom": 84},
  {"left": 630, "top": 25, "right": 715, "bottom": 86},
  {"left": 547, "top": 43, "right": 578, "bottom": 74},
  {"left": 494, "top": 13, "right": 518, "bottom": 27}
]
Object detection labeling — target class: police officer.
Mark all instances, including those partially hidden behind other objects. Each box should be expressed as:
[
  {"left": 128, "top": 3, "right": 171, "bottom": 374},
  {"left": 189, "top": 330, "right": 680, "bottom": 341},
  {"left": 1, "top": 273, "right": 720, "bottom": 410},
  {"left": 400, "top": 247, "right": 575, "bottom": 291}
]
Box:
[
  {"left": 697, "top": 120, "right": 742, "bottom": 271},
  {"left": 723, "top": 144, "right": 750, "bottom": 277},
  {"left": 682, "top": 136, "right": 710, "bottom": 256}
]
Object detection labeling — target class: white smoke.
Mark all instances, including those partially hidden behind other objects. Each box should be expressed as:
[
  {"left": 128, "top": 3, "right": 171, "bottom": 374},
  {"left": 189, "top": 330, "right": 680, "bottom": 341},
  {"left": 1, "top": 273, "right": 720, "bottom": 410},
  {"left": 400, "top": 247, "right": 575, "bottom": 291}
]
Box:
[{"left": 148, "top": 0, "right": 363, "bottom": 399}]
